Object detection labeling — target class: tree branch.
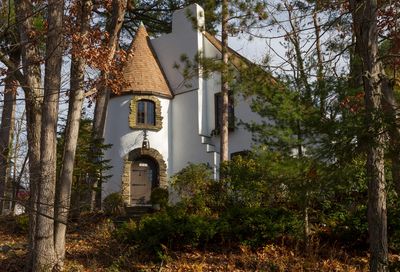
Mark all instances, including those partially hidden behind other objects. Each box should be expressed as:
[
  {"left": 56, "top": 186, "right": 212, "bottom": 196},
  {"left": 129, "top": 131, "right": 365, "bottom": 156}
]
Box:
[{"left": 0, "top": 49, "right": 28, "bottom": 89}]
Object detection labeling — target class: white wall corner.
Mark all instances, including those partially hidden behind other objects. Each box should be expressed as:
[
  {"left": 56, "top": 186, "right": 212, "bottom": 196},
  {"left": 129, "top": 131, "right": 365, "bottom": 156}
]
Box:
[{"left": 172, "top": 3, "right": 205, "bottom": 34}]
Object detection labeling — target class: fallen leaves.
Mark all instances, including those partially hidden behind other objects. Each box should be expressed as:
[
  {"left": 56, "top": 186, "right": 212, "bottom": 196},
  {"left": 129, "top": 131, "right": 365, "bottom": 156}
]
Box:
[{"left": 0, "top": 214, "right": 393, "bottom": 271}]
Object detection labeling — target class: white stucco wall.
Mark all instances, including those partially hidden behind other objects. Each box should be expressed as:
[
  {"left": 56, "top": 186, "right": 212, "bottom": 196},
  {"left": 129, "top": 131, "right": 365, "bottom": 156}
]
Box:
[
  {"left": 171, "top": 90, "right": 214, "bottom": 174},
  {"left": 103, "top": 4, "right": 266, "bottom": 200},
  {"left": 212, "top": 94, "right": 262, "bottom": 154},
  {"left": 103, "top": 95, "right": 171, "bottom": 197},
  {"left": 151, "top": 4, "right": 204, "bottom": 94},
  {"left": 202, "top": 32, "right": 263, "bottom": 156},
  {"left": 150, "top": 3, "right": 216, "bottom": 172}
]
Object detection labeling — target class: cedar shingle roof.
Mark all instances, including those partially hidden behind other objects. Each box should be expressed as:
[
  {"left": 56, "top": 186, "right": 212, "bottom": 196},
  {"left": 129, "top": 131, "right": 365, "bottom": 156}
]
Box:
[{"left": 122, "top": 24, "right": 173, "bottom": 98}]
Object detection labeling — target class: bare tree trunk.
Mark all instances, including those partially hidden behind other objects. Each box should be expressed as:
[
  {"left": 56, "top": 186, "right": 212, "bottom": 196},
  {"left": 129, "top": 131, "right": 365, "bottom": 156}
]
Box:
[
  {"left": 10, "top": 109, "right": 27, "bottom": 215},
  {"left": 303, "top": 201, "right": 309, "bottom": 248},
  {"left": 285, "top": 2, "right": 312, "bottom": 102},
  {"left": 350, "top": 0, "right": 388, "bottom": 271},
  {"left": 91, "top": 0, "right": 127, "bottom": 210},
  {"left": 296, "top": 122, "right": 310, "bottom": 248},
  {"left": 54, "top": 0, "right": 92, "bottom": 263},
  {"left": 312, "top": 10, "right": 325, "bottom": 115},
  {"left": 24, "top": 96, "right": 41, "bottom": 271},
  {"left": 14, "top": 1, "right": 43, "bottom": 269},
  {"left": 0, "top": 61, "right": 18, "bottom": 214},
  {"left": 220, "top": 0, "right": 229, "bottom": 164},
  {"left": 90, "top": 74, "right": 110, "bottom": 211},
  {"left": 33, "top": 0, "right": 64, "bottom": 270}
]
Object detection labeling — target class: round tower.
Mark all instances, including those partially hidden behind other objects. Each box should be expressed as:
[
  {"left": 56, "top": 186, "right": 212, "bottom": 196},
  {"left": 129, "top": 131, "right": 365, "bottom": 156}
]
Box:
[{"left": 103, "top": 24, "right": 172, "bottom": 206}]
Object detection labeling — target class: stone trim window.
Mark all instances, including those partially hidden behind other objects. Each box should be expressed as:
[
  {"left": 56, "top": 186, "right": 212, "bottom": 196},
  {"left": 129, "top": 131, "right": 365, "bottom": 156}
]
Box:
[
  {"left": 129, "top": 95, "right": 162, "bottom": 131},
  {"left": 137, "top": 100, "right": 155, "bottom": 125}
]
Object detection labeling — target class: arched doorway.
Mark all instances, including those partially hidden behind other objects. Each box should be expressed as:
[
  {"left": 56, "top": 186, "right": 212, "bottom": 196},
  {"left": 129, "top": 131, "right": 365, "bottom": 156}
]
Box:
[
  {"left": 121, "top": 148, "right": 167, "bottom": 206},
  {"left": 130, "top": 156, "right": 159, "bottom": 205}
]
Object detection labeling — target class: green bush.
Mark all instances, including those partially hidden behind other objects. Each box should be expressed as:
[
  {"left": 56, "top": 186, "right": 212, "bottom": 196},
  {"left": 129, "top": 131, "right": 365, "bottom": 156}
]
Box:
[
  {"left": 15, "top": 214, "right": 29, "bottom": 233},
  {"left": 171, "top": 163, "right": 213, "bottom": 199},
  {"left": 220, "top": 155, "right": 267, "bottom": 208},
  {"left": 150, "top": 187, "right": 169, "bottom": 209},
  {"left": 114, "top": 206, "right": 217, "bottom": 253},
  {"left": 114, "top": 205, "right": 301, "bottom": 252},
  {"left": 113, "top": 162, "right": 305, "bottom": 252},
  {"left": 103, "top": 192, "right": 125, "bottom": 216},
  {"left": 171, "top": 163, "right": 214, "bottom": 215},
  {"left": 114, "top": 219, "right": 137, "bottom": 242},
  {"left": 217, "top": 207, "right": 301, "bottom": 247},
  {"left": 329, "top": 204, "right": 368, "bottom": 248},
  {"left": 387, "top": 187, "right": 400, "bottom": 252}
]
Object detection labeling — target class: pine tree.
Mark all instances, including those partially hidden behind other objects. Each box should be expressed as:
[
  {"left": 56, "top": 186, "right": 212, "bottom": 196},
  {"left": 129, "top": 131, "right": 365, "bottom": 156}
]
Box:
[{"left": 350, "top": 0, "right": 389, "bottom": 270}]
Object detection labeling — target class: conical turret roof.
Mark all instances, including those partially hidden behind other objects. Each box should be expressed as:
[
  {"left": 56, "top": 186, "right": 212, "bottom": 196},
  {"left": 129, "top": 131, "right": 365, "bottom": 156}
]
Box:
[{"left": 121, "top": 24, "right": 172, "bottom": 98}]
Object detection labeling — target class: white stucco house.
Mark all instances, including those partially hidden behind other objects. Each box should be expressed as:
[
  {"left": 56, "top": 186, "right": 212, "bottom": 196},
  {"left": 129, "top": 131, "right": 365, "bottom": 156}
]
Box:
[{"left": 103, "top": 4, "right": 262, "bottom": 205}]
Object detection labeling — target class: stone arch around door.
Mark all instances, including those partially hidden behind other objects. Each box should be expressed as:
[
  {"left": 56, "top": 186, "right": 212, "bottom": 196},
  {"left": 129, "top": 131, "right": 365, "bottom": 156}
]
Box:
[{"left": 121, "top": 148, "right": 167, "bottom": 206}]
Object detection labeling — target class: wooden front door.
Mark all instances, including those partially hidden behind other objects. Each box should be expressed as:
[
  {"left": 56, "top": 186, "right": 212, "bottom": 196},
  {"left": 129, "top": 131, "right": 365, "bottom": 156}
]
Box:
[{"left": 130, "top": 160, "right": 154, "bottom": 205}]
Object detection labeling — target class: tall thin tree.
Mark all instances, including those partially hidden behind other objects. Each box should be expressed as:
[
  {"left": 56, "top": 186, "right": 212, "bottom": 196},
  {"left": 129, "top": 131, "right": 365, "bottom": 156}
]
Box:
[
  {"left": 54, "top": 0, "right": 93, "bottom": 263},
  {"left": 350, "top": 0, "right": 388, "bottom": 270},
  {"left": 13, "top": 1, "right": 43, "bottom": 268},
  {"left": 33, "top": 0, "right": 64, "bottom": 269},
  {"left": 0, "top": 52, "right": 19, "bottom": 214},
  {"left": 220, "top": 0, "right": 229, "bottom": 164}
]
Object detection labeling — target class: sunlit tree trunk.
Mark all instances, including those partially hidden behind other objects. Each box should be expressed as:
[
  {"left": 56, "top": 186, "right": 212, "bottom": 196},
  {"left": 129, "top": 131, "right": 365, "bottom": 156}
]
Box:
[
  {"left": 13, "top": 0, "right": 43, "bottom": 269},
  {"left": 33, "top": 0, "right": 64, "bottom": 270},
  {"left": 220, "top": 0, "right": 229, "bottom": 164},
  {"left": 54, "top": 0, "right": 93, "bottom": 263}
]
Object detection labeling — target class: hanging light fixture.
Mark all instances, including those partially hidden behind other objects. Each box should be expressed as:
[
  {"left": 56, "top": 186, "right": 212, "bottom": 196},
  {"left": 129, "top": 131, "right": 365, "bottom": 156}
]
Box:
[{"left": 142, "top": 129, "right": 150, "bottom": 151}]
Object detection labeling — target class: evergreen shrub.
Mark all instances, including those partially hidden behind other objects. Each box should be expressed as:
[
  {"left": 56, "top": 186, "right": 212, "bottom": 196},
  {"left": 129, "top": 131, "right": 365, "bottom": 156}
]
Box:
[
  {"left": 170, "top": 163, "right": 214, "bottom": 215},
  {"left": 103, "top": 192, "right": 124, "bottom": 216},
  {"left": 217, "top": 207, "right": 301, "bottom": 247},
  {"left": 150, "top": 187, "right": 169, "bottom": 209},
  {"left": 330, "top": 204, "right": 368, "bottom": 248},
  {"left": 114, "top": 205, "right": 300, "bottom": 251},
  {"left": 115, "top": 206, "right": 217, "bottom": 252},
  {"left": 114, "top": 161, "right": 304, "bottom": 252},
  {"left": 15, "top": 214, "right": 29, "bottom": 233}
]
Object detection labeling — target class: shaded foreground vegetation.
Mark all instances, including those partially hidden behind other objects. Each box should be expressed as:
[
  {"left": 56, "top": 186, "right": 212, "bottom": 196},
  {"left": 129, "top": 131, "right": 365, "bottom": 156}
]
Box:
[
  {"left": 0, "top": 213, "right": 387, "bottom": 271},
  {"left": 1, "top": 160, "right": 400, "bottom": 271}
]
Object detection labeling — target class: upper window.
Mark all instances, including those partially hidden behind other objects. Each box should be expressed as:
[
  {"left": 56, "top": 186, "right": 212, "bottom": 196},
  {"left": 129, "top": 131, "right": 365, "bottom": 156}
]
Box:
[
  {"left": 129, "top": 96, "right": 163, "bottom": 131},
  {"left": 137, "top": 100, "right": 155, "bottom": 125},
  {"left": 215, "top": 92, "right": 235, "bottom": 131}
]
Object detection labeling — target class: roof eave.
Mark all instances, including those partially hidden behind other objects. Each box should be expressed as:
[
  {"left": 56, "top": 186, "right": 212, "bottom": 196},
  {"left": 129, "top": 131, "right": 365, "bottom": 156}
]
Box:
[{"left": 110, "top": 90, "right": 174, "bottom": 99}]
